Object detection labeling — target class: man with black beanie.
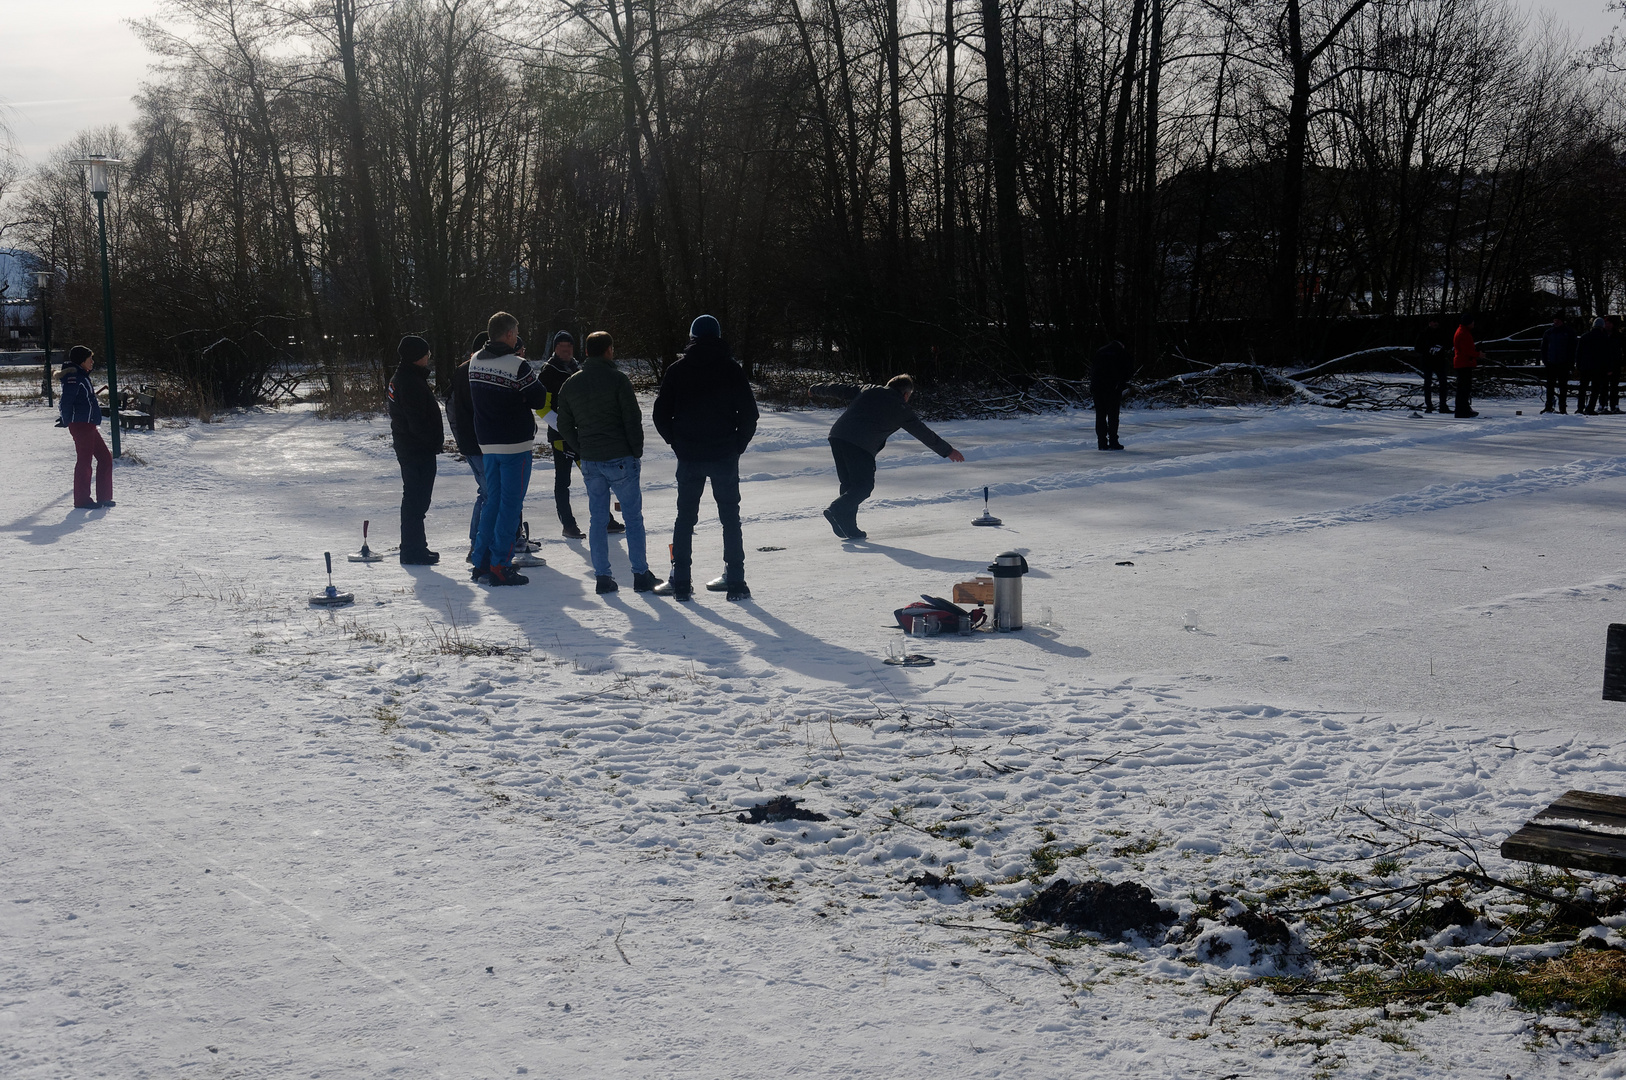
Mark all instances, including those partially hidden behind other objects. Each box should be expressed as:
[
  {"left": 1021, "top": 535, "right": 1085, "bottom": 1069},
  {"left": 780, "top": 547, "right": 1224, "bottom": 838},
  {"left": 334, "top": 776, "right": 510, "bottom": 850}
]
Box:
[
  {"left": 387, "top": 334, "right": 445, "bottom": 564},
  {"left": 651, "top": 314, "right": 759, "bottom": 600}
]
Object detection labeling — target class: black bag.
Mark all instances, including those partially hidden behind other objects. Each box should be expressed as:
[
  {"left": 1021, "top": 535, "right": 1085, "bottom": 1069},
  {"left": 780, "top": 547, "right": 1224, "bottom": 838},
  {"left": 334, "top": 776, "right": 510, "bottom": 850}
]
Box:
[{"left": 893, "top": 594, "right": 983, "bottom": 634}]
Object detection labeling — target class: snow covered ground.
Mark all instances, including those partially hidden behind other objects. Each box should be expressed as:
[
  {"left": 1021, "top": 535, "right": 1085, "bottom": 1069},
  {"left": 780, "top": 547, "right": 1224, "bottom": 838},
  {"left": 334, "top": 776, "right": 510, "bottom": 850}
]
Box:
[{"left": 5, "top": 393, "right": 1626, "bottom": 1077}]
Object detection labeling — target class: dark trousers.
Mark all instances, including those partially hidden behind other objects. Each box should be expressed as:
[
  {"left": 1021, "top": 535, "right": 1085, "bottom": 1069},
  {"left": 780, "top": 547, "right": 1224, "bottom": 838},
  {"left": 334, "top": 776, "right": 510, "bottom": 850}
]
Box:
[
  {"left": 1454, "top": 368, "right": 1474, "bottom": 417},
  {"left": 552, "top": 447, "right": 579, "bottom": 528},
  {"left": 397, "top": 453, "right": 437, "bottom": 555},
  {"left": 1093, "top": 389, "right": 1122, "bottom": 447},
  {"left": 1544, "top": 366, "right": 1571, "bottom": 412},
  {"left": 69, "top": 422, "right": 112, "bottom": 505},
  {"left": 670, "top": 456, "right": 744, "bottom": 586},
  {"left": 1422, "top": 366, "right": 1451, "bottom": 412},
  {"left": 1611, "top": 368, "right": 1622, "bottom": 412},
  {"left": 827, "top": 437, "right": 877, "bottom": 530},
  {"left": 464, "top": 453, "right": 485, "bottom": 544},
  {"left": 1582, "top": 370, "right": 1603, "bottom": 412}
]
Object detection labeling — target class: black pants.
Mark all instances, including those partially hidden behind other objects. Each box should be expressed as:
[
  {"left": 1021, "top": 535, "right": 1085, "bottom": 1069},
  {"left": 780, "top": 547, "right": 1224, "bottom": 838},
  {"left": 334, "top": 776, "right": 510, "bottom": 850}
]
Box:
[
  {"left": 552, "top": 447, "right": 579, "bottom": 528},
  {"left": 1581, "top": 369, "right": 1602, "bottom": 412},
  {"left": 670, "top": 456, "right": 744, "bottom": 586},
  {"left": 827, "top": 438, "right": 877, "bottom": 530},
  {"left": 1454, "top": 368, "right": 1474, "bottom": 417},
  {"left": 1422, "top": 366, "right": 1451, "bottom": 412},
  {"left": 1544, "top": 366, "right": 1571, "bottom": 412},
  {"left": 1610, "top": 368, "right": 1622, "bottom": 412},
  {"left": 1093, "top": 388, "right": 1121, "bottom": 447},
  {"left": 397, "top": 452, "right": 437, "bottom": 554}
]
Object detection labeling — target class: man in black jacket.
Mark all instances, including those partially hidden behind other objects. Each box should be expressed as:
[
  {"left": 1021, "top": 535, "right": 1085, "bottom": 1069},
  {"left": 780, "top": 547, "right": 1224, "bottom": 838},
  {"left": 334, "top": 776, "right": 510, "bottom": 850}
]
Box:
[
  {"left": 1540, "top": 315, "right": 1578, "bottom": 414},
  {"left": 388, "top": 335, "right": 445, "bottom": 564},
  {"left": 1091, "top": 340, "right": 1133, "bottom": 450},
  {"left": 1414, "top": 317, "right": 1452, "bottom": 414},
  {"left": 536, "top": 331, "right": 623, "bottom": 539},
  {"left": 810, "top": 375, "right": 965, "bottom": 541},
  {"left": 1578, "top": 318, "right": 1616, "bottom": 415},
  {"left": 651, "top": 315, "right": 759, "bottom": 601}
]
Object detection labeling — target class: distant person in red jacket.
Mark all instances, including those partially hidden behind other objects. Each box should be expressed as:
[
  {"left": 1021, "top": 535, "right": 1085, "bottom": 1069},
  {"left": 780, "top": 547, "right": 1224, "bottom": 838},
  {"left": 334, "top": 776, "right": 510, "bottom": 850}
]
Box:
[{"left": 1452, "top": 315, "right": 1483, "bottom": 419}]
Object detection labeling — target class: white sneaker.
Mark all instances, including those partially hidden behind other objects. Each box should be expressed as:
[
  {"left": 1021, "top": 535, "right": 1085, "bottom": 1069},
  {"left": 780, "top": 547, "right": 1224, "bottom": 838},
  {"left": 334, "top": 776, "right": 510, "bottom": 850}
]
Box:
[{"left": 512, "top": 550, "right": 547, "bottom": 568}]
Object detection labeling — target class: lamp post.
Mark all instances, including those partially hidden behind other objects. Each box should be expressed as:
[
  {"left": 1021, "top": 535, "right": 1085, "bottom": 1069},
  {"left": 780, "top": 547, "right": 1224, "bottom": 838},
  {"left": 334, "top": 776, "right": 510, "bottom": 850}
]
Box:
[
  {"left": 33, "top": 270, "right": 54, "bottom": 407},
  {"left": 71, "top": 155, "right": 124, "bottom": 457}
]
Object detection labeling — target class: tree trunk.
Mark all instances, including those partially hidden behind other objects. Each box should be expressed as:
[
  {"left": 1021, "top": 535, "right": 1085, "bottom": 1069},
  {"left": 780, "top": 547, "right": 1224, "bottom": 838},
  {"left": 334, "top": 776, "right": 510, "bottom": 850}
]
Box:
[{"left": 979, "top": 0, "right": 1031, "bottom": 368}]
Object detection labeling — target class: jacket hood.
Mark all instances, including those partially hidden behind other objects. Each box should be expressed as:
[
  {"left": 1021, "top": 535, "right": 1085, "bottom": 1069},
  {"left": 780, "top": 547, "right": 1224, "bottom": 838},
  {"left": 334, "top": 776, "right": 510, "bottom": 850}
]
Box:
[{"left": 678, "top": 337, "right": 734, "bottom": 367}]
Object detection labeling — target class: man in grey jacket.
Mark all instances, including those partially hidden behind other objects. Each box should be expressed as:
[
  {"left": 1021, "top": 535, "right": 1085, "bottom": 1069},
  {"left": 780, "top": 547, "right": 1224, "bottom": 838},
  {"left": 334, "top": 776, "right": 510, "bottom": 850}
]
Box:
[{"left": 810, "top": 374, "right": 964, "bottom": 540}]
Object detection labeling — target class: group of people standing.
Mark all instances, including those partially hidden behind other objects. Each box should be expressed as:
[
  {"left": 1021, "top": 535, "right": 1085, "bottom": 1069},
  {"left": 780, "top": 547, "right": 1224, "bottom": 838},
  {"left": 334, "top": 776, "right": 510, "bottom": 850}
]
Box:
[
  {"left": 1413, "top": 312, "right": 1623, "bottom": 418},
  {"left": 1537, "top": 313, "right": 1623, "bottom": 415},
  {"left": 384, "top": 310, "right": 967, "bottom": 599}
]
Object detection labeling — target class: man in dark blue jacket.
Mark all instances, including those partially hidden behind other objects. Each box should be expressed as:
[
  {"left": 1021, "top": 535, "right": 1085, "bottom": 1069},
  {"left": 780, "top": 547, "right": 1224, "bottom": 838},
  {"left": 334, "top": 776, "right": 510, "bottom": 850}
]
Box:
[
  {"left": 58, "top": 345, "right": 112, "bottom": 508},
  {"left": 387, "top": 335, "right": 445, "bottom": 564},
  {"left": 468, "top": 312, "right": 549, "bottom": 585},
  {"left": 651, "top": 315, "right": 759, "bottom": 600},
  {"left": 810, "top": 375, "right": 965, "bottom": 540},
  {"left": 1540, "top": 315, "right": 1578, "bottom": 414},
  {"left": 1091, "top": 340, "right": 1133, "bottom": 450}
]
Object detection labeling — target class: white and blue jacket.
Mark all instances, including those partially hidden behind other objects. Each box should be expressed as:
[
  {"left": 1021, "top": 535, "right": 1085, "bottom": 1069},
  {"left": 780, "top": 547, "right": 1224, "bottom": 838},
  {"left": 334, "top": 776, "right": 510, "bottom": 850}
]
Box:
[
  {"left": 58, "top": 367, "right": 102, "bottom": 426},
  {"left": 469, "top": 343, "right": 549, "bottom": 455}
]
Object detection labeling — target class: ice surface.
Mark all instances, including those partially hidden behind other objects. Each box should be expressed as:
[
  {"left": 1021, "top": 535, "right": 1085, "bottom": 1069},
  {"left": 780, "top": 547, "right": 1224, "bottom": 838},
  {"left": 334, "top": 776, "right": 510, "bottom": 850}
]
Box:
[{"left": 4, "top": 396, "right": 1625, "bottom": 1076}]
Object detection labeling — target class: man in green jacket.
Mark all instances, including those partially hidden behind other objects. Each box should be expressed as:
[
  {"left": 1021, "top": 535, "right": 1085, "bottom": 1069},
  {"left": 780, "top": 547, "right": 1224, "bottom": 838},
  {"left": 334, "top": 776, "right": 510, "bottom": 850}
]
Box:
[{"left": 555, "top": 331, "right": 662, "bottom": 595}]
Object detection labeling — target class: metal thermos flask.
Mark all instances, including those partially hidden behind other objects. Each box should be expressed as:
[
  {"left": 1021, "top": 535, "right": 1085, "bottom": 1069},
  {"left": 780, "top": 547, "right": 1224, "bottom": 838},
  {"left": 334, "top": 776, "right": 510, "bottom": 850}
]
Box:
[{"left": 988, "top": 550, "right": 1029, "bottom": 630}]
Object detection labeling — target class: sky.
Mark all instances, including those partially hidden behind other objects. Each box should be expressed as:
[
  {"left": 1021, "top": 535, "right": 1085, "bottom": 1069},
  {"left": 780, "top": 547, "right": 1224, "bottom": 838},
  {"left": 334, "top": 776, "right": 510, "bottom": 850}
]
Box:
[{"left": 0, "top": 0, "right": 1620, "bottom": 167}]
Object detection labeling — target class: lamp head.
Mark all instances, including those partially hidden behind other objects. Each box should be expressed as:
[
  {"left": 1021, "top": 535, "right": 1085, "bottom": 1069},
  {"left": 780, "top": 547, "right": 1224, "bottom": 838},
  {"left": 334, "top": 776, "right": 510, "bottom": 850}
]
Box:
[{"left": 69, "top": 154, "right": 124, "bottom": 195}]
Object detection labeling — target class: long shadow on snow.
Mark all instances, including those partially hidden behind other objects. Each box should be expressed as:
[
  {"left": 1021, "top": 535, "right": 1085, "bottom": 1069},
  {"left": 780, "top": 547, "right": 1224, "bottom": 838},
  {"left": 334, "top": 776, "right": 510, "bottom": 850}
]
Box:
[
  {"left": 677, "top": 596, "right": 883, "bottom": 682},
  {"left": 0, "top": 494, "right": 104, "bottom": 544}
]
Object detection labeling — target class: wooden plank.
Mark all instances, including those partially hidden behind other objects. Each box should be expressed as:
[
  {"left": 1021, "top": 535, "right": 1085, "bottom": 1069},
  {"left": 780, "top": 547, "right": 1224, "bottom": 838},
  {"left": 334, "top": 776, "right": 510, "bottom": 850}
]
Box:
[
  {"left": 1501, "top": 823, "right": 1626, "bottom": 875},
  {"left": 1547, "top": 790, "right": 1626, "bottom": 822}
]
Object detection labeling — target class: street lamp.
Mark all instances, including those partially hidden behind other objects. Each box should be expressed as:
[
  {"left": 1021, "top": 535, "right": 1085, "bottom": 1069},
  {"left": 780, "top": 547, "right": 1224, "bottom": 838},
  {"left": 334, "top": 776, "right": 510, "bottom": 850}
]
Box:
[
  {"left": 33, "top": 270, "right": 54, "bottom": 407},
  {"left": 70, "top": 154, "right": 125, "bottom": 457}
]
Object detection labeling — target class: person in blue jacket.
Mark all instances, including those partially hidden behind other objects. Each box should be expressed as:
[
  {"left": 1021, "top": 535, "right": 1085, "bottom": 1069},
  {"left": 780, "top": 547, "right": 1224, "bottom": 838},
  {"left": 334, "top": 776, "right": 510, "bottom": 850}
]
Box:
[
  {"left": 57, "top": 346, "right": 113, "bottom": 509},
  {"left": 468, "top": 311, "right": 549, "bottom": 585}
]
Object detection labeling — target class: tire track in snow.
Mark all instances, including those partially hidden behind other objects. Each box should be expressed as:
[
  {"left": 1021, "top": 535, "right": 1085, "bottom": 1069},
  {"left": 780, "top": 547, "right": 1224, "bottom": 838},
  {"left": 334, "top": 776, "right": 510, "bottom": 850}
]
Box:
[{"left": 1070, "top": 454, "right": 1626, "bottom": 563}]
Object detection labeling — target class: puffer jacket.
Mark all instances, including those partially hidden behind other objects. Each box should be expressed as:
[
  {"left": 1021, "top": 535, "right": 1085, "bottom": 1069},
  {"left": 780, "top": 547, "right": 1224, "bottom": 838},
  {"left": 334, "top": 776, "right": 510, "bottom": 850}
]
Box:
[
  {"left": 652, "top": 337, "right": 759, "bottom": 461},
  {"left": 58, "top": 367, "right": 101, "bottom": 426},
  {"left": 556, "top": 356, "right": 644, "bottom": 462},
  {"left": 1452, "top": 325, "right": 1482, "bottom": 370}
]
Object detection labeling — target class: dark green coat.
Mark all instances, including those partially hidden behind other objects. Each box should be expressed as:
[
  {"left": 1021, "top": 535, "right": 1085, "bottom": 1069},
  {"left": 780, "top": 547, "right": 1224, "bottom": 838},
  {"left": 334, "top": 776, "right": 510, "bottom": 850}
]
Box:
[{"left": 556, "top": 356, "right": 645, "bottom": 461}]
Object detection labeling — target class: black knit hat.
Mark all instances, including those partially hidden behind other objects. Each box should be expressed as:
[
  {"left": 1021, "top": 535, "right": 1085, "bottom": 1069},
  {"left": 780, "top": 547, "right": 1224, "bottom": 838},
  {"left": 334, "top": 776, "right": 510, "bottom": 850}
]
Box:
[
  {"left": 552, "top": 331, "right": 574, "bottom": 347},
  {"left": 398, "top": 335, "right": 431, "bottom": 363},
  {"left": 67, "top": 345, "right": 93, "bottom": 366}
]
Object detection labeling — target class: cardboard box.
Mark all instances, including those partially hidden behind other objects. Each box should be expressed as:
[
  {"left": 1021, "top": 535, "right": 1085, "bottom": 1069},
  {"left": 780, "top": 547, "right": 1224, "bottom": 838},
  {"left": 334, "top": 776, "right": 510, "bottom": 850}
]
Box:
[{"left": 952, "top": 577, "right": 994, "bottom": 605}]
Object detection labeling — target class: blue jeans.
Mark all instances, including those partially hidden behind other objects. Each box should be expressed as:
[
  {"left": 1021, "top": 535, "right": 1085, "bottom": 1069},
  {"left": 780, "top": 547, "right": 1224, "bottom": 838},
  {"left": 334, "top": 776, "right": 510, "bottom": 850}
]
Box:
[
  {"left": 474, "top": 451, "right": 532, "bottom": 568},
  {"left": 465, "top": 453, "right": 486, "bottom": 545},
  {"left": 581, "top": 456, "right": 648, "bottom": 578},
  {"left": 671, "top": 456, "right": 743, "bottom": 586}
]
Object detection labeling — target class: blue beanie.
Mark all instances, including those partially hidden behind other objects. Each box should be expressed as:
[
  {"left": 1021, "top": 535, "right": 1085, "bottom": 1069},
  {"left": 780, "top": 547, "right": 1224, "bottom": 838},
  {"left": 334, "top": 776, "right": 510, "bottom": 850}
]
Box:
[{"left": 690, "top": 314, "right": 721, "bottom": 339}]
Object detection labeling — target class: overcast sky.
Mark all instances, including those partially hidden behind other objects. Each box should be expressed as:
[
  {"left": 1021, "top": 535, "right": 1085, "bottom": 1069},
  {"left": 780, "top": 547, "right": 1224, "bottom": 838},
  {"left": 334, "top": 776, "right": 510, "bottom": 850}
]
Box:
[{"left": 0, "top": 0, "right": 1620, "bottom": 167}]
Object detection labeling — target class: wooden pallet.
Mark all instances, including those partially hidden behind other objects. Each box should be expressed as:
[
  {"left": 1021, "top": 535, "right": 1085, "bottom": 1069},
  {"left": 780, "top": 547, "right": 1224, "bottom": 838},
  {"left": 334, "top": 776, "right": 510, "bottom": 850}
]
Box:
[{"left": 1501, "top": 790, "right": 1626, "bottom": 875}]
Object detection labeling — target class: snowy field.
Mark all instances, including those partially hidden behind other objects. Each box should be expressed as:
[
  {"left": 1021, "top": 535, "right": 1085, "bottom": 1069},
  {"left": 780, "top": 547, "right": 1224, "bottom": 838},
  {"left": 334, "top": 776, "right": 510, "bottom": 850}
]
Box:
[{"left": 5, "top": 393, "right": 1626, "bottom": 1077}]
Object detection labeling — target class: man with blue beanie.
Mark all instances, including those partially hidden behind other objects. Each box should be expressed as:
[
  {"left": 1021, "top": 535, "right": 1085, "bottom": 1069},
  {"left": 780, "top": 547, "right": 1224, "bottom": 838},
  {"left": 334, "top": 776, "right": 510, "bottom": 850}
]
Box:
[
  {"left": 468, "top": 312, "right": 549, "bottom": 585},
  {"left": 652, "top": 314, "right": 759, "bottom": 600}
]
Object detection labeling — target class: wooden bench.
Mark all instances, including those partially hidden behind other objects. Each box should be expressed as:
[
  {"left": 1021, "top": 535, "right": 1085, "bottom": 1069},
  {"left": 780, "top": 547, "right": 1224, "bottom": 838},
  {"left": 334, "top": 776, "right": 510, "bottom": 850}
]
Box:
[
  {"left": 1501, "top": 790, "right": 1626, "bottom": 875},
  {"left": 117, "top": 387, "right": 156, "bottom": 430}
]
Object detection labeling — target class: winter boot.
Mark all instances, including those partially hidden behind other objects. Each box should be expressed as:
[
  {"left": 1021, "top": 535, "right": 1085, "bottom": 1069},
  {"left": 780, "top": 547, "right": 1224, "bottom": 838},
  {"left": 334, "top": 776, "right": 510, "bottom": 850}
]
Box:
[
  {"left": 400, "top": 549, "right": 440, "bottom": 565},
  {"left": 595, "top": 575, "right": 619, "bottom": 594},
  {"left": 486, "top": 566, "right": 529, "bottom": 586},
  {"left": 706, "top": 575, "right": 728, "bottom": 591},
  {"left": 822, "top": 508, "right": 850, "bottom": 539},
  {"left": 561, "top": 524, "right": 586, "bottom": 540},
  {"left": 632, "top": 570, "right": 662, "bottom": 592},
  {"left": 606, "top": 517, "right": 627, "bottom": 534},
  {"left": 726, "top": 581, "right": 751, "bottom": 602},
  {"left": 653, "top": 580, "right": 694, "bottom": 600}
]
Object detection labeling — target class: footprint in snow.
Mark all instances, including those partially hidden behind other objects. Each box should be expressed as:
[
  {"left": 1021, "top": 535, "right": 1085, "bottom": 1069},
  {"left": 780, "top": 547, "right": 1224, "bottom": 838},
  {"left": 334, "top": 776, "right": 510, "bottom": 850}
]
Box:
[{"left": 180, "top": 764, "right": 202, "bottom": 773}]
